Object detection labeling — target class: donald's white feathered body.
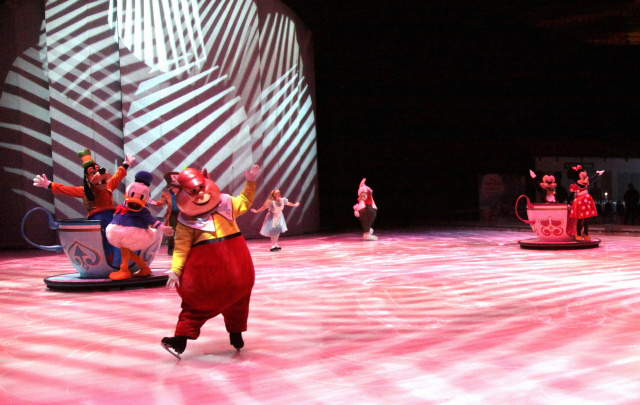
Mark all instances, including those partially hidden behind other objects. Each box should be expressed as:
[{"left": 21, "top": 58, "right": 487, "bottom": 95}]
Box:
[{"left": 106, "top": 171, "right": 174, "bottom": 280}]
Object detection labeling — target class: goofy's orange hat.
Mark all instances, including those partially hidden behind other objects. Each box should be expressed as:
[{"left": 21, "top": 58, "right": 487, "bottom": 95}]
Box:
[{"left": 77, "top": 149, "right": 96, "bottom": 169}]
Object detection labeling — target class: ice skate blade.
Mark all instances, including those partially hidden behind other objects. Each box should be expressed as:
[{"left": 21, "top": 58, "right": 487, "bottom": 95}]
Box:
[{"left": 161, "top": 342, "right": 182, "bottom": 359}]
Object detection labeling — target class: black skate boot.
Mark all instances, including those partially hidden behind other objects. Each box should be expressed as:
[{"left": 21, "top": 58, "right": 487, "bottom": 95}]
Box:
[
  {"left": 229, "top": 332, "right": 244, "bottom": 350},
  {"left": 161, "top": 336, "right": 187, "bottom": 359}
]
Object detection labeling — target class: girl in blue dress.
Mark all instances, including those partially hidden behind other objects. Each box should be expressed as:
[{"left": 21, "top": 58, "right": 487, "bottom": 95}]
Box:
[{"left": 251, "top": 190, "right": 300, "bottom": 251}]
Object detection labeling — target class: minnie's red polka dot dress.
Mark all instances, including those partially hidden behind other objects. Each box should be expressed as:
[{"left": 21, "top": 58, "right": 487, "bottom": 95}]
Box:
[{"left": 570, "top": 186, "right": 598, "bottom": 219}]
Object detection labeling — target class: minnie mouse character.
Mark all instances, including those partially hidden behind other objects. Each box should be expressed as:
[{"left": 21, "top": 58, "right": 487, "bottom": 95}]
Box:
[
  {"left": 530, "top": 170, "right": 557, "bottom": 203},
  {"left": 567, "top": 165, "right": 605, "bottom": 241}
]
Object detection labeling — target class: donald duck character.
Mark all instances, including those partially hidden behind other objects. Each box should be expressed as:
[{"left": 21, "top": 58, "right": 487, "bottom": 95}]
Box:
[{"left": 106, "top": 171, "right": 174, "bottom": 280}]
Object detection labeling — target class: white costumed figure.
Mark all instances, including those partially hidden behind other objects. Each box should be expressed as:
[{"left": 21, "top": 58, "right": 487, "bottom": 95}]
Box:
[{"left": 106, "top": 171, "right": 174, "bottom": 280}]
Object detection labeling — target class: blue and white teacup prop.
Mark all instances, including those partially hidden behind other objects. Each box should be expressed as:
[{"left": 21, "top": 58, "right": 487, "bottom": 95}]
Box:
[{"left": 21, "top": 207, "right": 163, "bottom": 279}]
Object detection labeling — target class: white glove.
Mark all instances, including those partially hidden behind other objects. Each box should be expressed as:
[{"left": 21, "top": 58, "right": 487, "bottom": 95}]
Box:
[
  {"left": 353, "top": 206, "right": 360, "bottom": 217},
  {"left": 160, "top": 224, "right": 174, "bottom": 236},
  {"left": 244, "top": 165, "right": 260, "bottom": 182},
  {"left": 294, "top": 202, "right": 300, "bottom": 207},
  {"left": 124, "top": 153, "right": 135, "bottom": 167},
  {"left": 529, "top": 170, "right": 536, "bottom": 178},
  {"left": 596, "top": 170, "right": 605, "bottom": 175},
  {"left": 33, "top": 174, "right": 51, "bottom": 188},
  {"left": 166, "top": 270, "right": 180, "bottom": 288}
]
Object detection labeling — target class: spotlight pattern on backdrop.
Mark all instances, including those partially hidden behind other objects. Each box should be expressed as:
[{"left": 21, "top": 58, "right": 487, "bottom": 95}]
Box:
[
  {"left": 0, "top": 22, "right": 54, "bottom": 214},
  {"left": 108, "top": 0, "right": 208, "bottom": 74},
  {"left": 44, "top": 0, "right": 126, "bottom": 220},
  {"left": 0, "top": 0, "right": 319, "bottom": 246}
]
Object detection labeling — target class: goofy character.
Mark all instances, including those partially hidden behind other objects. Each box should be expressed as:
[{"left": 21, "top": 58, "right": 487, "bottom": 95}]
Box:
[
  {"left": 33, "top": 149, "right": 135, "bottom": 265},
  {"left": 161, "top": 164, "right": 260, "bottom": 358}
]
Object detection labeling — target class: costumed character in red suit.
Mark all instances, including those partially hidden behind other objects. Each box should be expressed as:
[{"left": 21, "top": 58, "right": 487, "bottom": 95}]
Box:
[
  {"left": 106, "top": 171, "right": 174, "bottom": 280},
  {"left": 161, "top": 164, "right": 260, "bottom": 358},
  {"left": 353, "top": 178, "right": 378, "bottom": 240},
  {"left": 33, "top": 149, "right": 135, "bottom": 264},
  {"left": 151, "top": 172, "right": 180, "bottom": 255},
  {"left": 250, "top": 189, "right": 300, "bottom": 251},
  {"left": 530, "top": 170, "right": 557, "bottom": 203},
  {"left": 567, "top": 165, "right": 604, "bottom": 241}
]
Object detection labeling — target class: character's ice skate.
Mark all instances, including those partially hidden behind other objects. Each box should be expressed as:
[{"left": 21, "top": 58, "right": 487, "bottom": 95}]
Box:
[
  {"left": 132, "top": 263, "right": 152, "bottom": 278},
  {"left": 363, "top": 232, "right": 378, "bottom": 241},
  {"left": 230, "top": 332, "right": 244, "bottom": 350},
  {"left": 161, "top": 336, "right": 187, "bottom": 359}
]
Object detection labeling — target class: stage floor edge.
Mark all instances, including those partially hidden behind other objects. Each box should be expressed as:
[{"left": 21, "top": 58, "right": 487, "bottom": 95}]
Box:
[
  {"left": 518, "top": 238, "right": 601, "bottom": 250},
  {"left": 44, "top": 271, "right": 169, "bottom": 292}
]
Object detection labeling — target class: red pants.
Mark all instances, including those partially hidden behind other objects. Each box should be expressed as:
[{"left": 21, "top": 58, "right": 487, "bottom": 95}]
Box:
[{"left": 175, "top": 234, "right": 255, "bottom": 339}]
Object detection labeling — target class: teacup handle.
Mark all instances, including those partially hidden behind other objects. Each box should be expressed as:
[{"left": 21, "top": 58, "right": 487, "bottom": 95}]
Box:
[
  {"left": 21, "top": 207, "right": 63, "bottom": 252},
  {"left": 515, "top": 195, "right": 535, "bottom": 224}
]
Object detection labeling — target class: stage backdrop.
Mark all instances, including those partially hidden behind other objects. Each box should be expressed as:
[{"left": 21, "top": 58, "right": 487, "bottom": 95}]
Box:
[{"left": 0, "top": 0, "right": 318, "bottom": 248}]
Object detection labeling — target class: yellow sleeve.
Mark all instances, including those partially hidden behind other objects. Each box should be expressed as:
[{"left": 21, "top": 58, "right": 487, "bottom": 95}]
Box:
[
  {"left": 170, "top": 222, "right": 194, "bottom": 275},
  {"left": 231, "top": 181, "right": 256, "bottom": 218}
]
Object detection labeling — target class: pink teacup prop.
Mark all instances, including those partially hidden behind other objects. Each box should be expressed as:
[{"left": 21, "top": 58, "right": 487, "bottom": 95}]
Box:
[{"left": 515, "top": 195, "right": 576, "bottom": 242}]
